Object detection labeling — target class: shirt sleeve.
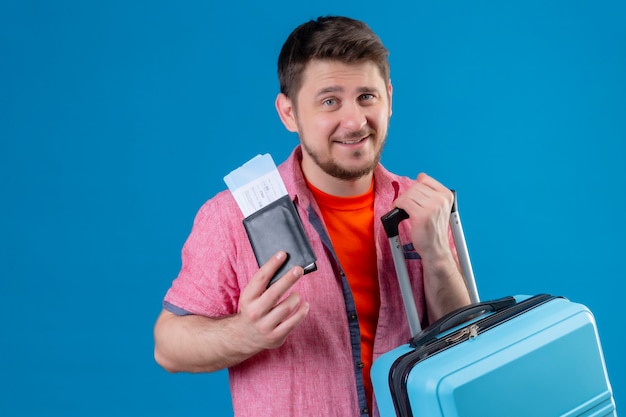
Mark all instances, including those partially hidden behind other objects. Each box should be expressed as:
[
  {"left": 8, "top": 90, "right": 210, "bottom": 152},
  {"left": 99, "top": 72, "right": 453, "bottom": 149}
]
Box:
[{"left": 163, "top": 191, "right": 250, "bottom": 318}]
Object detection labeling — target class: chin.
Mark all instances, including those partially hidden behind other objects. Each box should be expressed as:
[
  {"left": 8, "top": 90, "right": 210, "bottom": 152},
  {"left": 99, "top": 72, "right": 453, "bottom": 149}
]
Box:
[
  {"left": 326, "top": 159, "right": 378, "bottom": 181},
  {"left": 302, "top": 140, "right": 383, "bottom": 180}
]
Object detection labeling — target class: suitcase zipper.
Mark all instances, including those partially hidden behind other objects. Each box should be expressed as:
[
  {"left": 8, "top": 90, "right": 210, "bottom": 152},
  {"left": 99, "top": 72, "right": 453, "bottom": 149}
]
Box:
[
  {"left": 444, "top": 324, "right": 479, "bottom": 344},
  {"left": 469, "top": 324, "right": 479, "bottom": 339}
]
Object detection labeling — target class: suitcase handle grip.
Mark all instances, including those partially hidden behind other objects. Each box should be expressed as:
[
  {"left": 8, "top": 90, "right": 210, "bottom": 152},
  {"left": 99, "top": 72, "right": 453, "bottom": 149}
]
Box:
[
  {"left": 381, "top": 207, "right": 410, "bottom": 238},
  {"left": 411, "top": 296, "right": 517, "bottom": 347}
]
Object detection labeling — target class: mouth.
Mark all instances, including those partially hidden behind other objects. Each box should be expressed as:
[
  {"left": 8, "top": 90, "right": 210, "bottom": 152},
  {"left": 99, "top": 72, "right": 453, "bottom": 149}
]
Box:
[{"left": 334, "top": 135, "right": 369, "bottom": 145}]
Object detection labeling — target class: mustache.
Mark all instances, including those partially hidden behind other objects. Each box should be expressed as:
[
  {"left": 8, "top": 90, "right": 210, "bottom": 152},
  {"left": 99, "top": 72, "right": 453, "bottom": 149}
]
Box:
[{"left": 332, "top": 128, "right": 375, "bottom": 141}]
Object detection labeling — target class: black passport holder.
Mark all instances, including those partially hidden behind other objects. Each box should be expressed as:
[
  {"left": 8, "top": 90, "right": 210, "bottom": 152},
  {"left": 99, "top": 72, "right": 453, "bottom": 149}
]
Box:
[{"left": 243, "top": 195, "right": 317, "bottom": 287}]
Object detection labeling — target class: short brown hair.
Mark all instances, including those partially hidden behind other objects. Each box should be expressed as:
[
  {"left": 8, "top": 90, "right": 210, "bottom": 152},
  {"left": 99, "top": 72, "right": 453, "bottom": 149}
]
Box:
[{"left": 277, "top": 16, "right": 390, "bottom": 100}]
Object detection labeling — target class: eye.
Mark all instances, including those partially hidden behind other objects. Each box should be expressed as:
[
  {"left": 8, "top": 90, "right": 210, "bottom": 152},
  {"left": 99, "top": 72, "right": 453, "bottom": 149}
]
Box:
[
  {"left": 359, "top": 93, "right": 375, "bottom": 102},
  {"left": 322, "top": 98, "right": 337, "bottom": 106}
]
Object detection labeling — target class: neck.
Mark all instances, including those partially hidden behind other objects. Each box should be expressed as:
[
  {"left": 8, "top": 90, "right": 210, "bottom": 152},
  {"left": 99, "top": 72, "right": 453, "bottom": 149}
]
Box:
[{"left": 304, "top": 170, "right": 374, "bottom": 197}]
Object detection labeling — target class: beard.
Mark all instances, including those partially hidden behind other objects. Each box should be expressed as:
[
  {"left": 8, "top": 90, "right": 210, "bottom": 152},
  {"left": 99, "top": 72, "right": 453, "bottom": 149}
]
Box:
[{"left": 300, "top": 129, "right": 386, "bottom": 181}]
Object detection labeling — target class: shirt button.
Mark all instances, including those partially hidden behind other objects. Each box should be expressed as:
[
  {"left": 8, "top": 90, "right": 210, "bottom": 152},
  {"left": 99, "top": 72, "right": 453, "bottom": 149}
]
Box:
[
  {"left": 349, "top": 313, "right": 358, "bottom": 321},
  {"left": 357, "top": 361, "right": 364, "bottom": 369},
  {"left": 361, "top": 407, "right": 370, "bottom": 415}
]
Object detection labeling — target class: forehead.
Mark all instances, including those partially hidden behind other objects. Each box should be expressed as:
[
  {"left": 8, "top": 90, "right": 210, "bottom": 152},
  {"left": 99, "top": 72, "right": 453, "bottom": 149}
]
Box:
[{"left": 298, "top": 59, "right": 387, "bottom": 95}]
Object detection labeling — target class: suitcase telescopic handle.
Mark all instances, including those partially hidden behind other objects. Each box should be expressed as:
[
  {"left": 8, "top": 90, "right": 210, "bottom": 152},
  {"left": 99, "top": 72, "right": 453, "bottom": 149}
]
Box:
[
  {"left": 381, "top": 207, "right": 422, "bottom": 335},
  {"left": 449, "top": 191, "right": 480, "bottom": 303},
  {"left": 381, "top": 190, "right": 480, "bottom": 337}
]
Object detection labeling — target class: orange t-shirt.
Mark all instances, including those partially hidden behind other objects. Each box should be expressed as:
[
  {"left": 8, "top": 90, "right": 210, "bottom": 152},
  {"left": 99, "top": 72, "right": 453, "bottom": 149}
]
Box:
[{"left": 308, "top": 179, "right": 380, "bottom": 411}]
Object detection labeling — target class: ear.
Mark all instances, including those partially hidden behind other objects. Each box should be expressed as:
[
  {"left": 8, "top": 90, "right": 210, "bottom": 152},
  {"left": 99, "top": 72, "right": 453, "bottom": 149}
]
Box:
[
  {"left": 387, "top": 81, "right": 393, "bottom": 117},
  {"left": 275, "top": 93, "right": 299, "bottom": 132}
]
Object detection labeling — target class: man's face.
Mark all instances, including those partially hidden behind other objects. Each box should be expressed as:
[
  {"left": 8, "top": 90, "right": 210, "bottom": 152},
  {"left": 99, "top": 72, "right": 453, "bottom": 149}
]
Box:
[{"left": 280, "top": 60, "right": 392, "bottom": 184}]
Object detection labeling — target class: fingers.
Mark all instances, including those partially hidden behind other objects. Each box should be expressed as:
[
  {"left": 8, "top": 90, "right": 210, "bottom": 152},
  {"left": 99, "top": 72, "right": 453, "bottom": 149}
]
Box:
[
  {"left": 262, "top": 292, "right": 310, "bottom": 342},
  {"left": 396, "top": 173, "right": 452, "bottom": 213},
  {"left": 244, "top": 251, "right": 292, "bottom": 300},
  {"left": 240, "top": 251, "right": 302, "bottom": 319},
  {"left": 244, "top": 251, "right": 305, "bottom": 301},
  {"left": 262, "top": 265, "right": 304, "bottom": 308},
  {"left": 415, "top": 173, "right": 451, "bottom": 201}
]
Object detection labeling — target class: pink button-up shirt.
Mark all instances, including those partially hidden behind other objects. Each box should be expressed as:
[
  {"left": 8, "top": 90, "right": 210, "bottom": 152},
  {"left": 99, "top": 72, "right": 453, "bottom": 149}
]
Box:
[{"left": 163, "top": 147, "right": 433, "bottom": 417}]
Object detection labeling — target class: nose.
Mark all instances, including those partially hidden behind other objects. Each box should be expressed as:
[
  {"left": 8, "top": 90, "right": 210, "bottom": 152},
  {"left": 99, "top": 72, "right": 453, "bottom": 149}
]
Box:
[{"left": 340, "top": 101, "right": 367, "bottom": 132}]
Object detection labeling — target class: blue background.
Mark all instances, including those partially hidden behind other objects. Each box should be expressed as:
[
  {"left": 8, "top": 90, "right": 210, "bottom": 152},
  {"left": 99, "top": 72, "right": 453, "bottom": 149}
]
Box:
[{"left": 1, "top": 1, "right": 624, "bottom": 415}]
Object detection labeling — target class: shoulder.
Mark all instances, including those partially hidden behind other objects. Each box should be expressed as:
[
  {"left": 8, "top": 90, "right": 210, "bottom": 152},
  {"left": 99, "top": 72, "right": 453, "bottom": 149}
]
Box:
[
  {"left": 186, "top": 190, "right": 246, "bottom": 245},
  {"left": 195, "top": 189, "right": 242, "bottom": 221}
]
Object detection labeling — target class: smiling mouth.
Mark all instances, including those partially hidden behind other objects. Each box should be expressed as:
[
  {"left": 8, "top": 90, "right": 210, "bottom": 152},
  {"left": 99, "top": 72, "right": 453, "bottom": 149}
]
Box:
[{"left": 335, "top": 136, "right": 368, "bottom": 145}]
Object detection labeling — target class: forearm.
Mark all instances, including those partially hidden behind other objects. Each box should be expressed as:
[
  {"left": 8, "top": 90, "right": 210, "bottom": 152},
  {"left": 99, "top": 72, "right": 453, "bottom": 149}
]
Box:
[
  {"left": 153, "top": 310, "right": 258, "bottom": 373},
  {"left": 422, "top": 254, "right": 471, "bottom": 322}
]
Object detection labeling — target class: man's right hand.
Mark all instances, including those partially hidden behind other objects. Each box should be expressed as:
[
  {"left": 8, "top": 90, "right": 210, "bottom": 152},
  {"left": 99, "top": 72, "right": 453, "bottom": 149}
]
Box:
[{"left": 236, "top": 251, "right": 310, "bottom": 352}]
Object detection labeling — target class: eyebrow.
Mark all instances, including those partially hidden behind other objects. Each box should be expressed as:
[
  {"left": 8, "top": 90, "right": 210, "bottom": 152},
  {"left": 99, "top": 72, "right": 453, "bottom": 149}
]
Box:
[
  {"left": 315, "top": 86, "right": 380, "bottom": 98},
  {"left": 316, "top": 86, "right": 343, "bottom": 97}
]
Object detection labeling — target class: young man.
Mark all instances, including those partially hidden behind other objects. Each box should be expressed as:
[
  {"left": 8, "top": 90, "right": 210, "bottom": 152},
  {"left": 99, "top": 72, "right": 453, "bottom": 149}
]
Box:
[{"left": 154, "top": 16, "right": 471, "bottom": 417}]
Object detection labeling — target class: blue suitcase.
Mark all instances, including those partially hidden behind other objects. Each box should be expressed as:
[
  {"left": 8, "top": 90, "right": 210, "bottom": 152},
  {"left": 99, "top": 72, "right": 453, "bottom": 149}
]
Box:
[{"left": 372, "top": 198, "right": 616, "bottom": 417}]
